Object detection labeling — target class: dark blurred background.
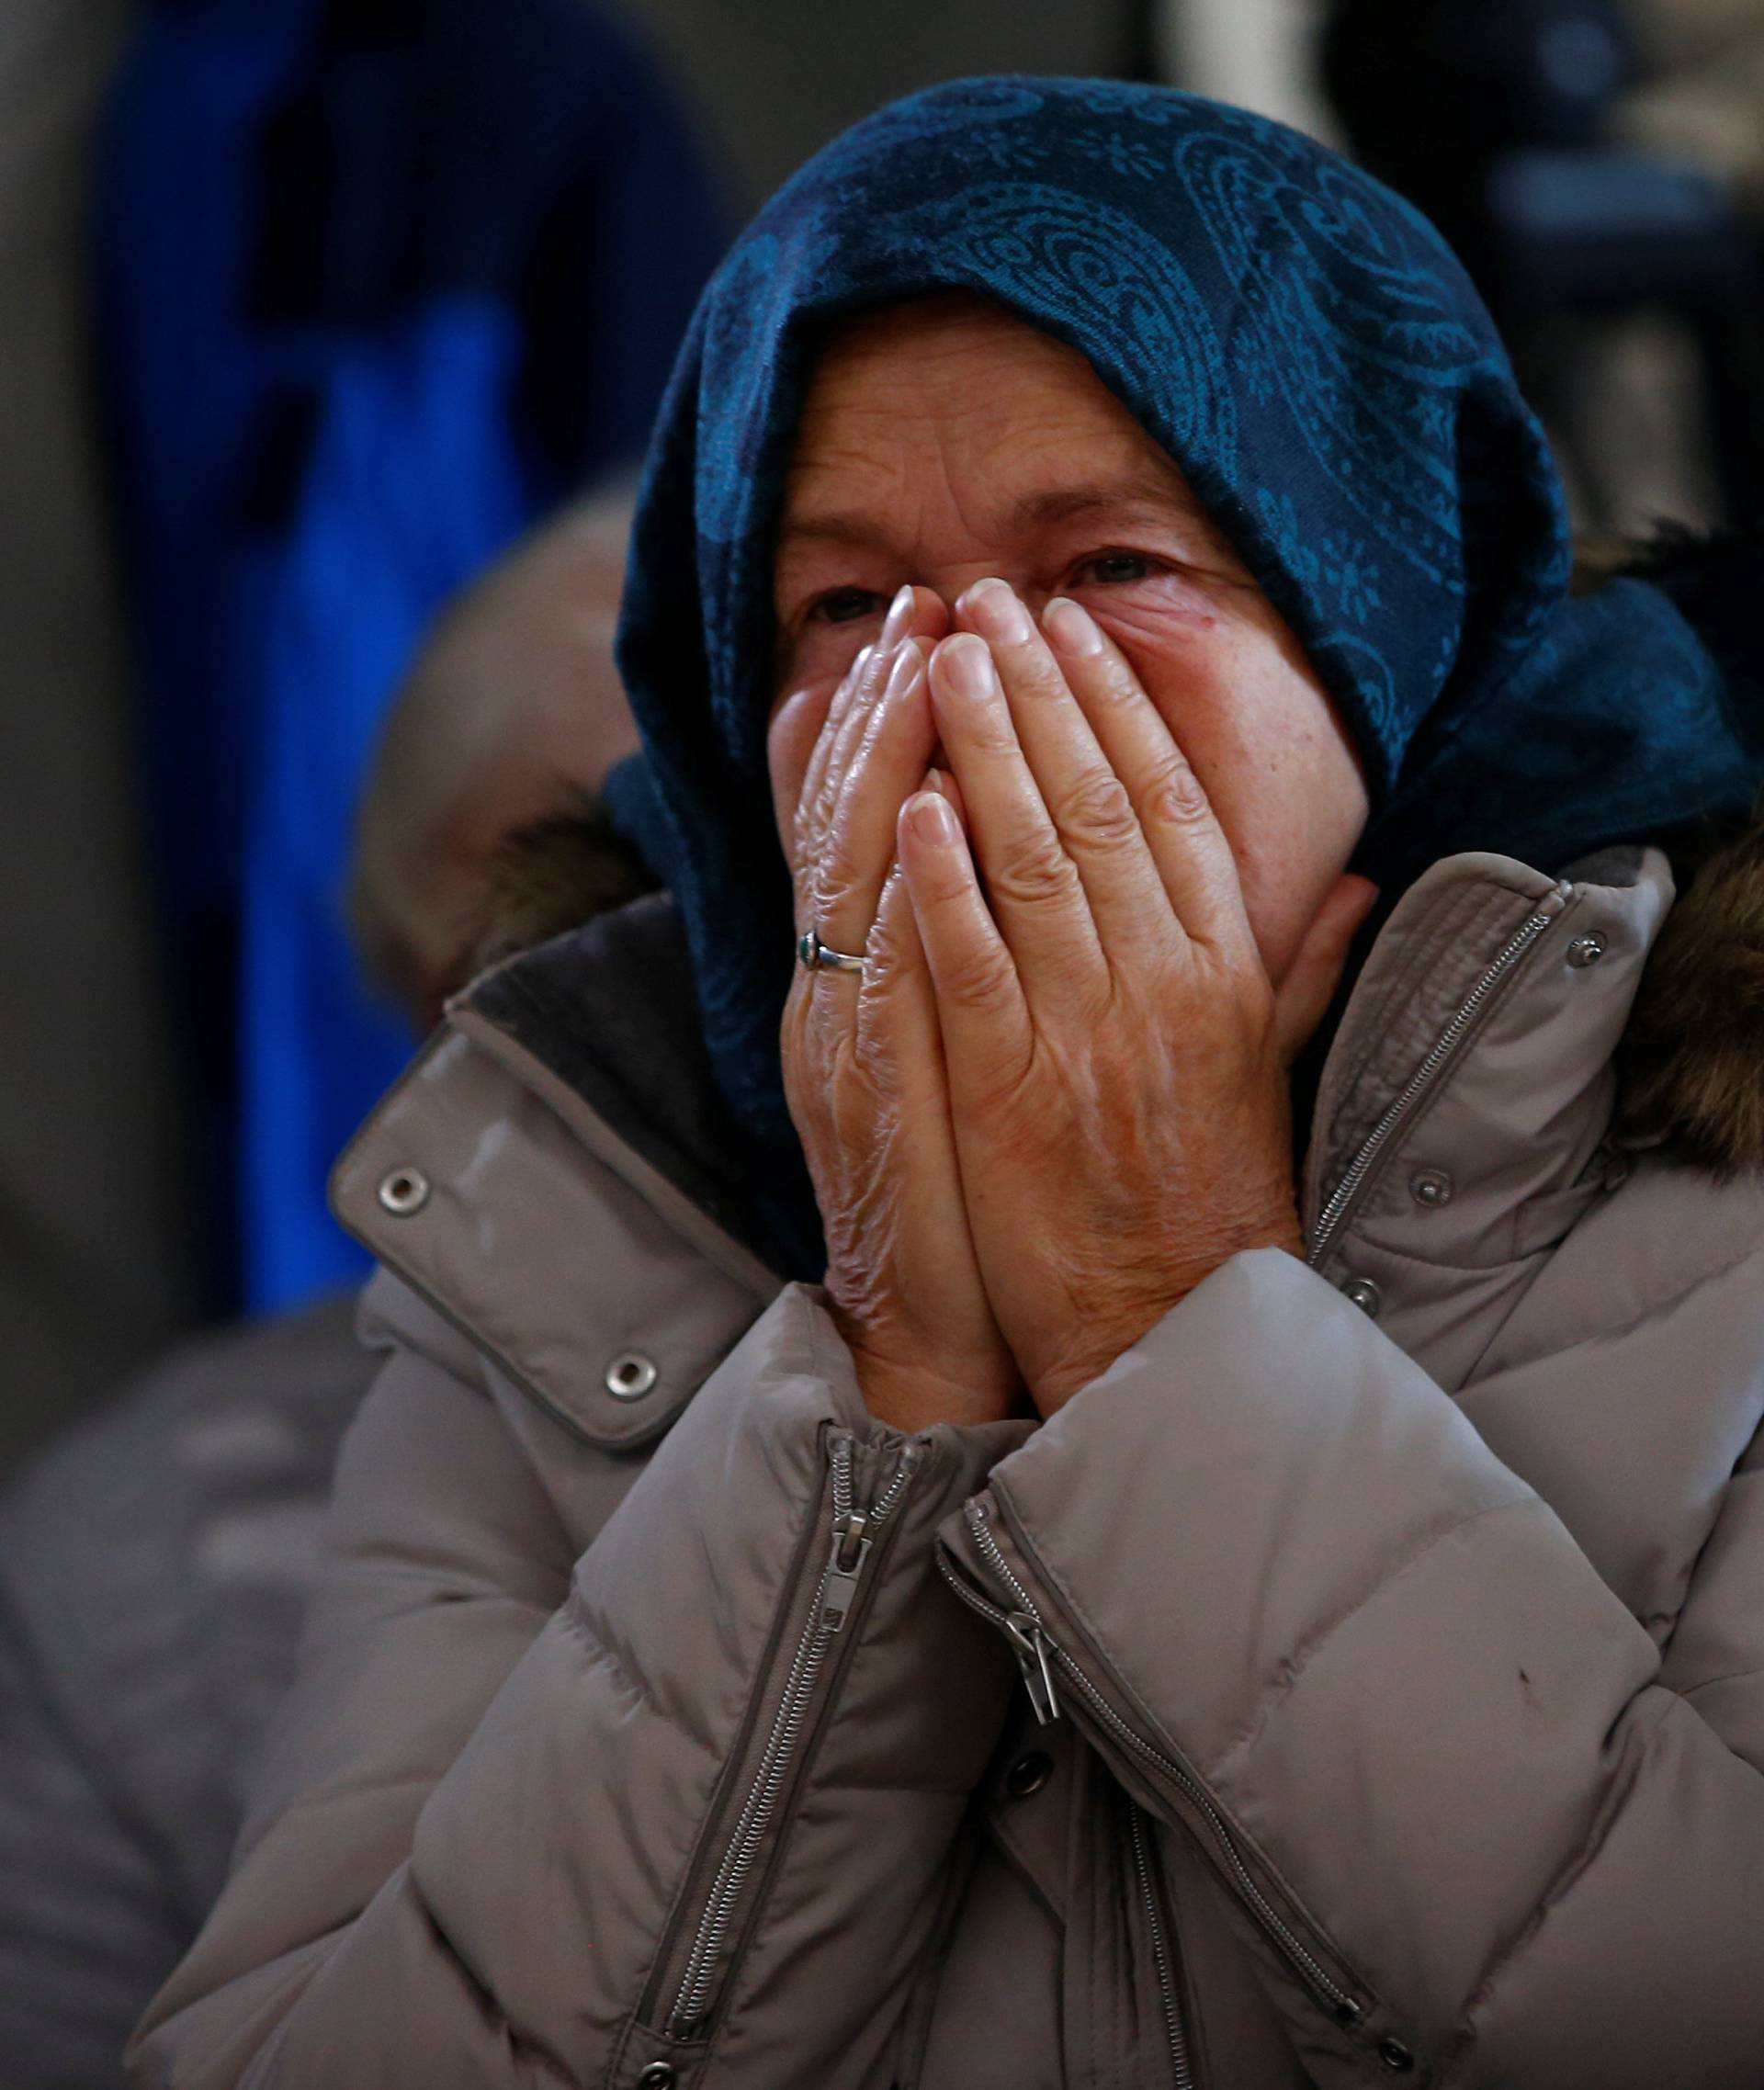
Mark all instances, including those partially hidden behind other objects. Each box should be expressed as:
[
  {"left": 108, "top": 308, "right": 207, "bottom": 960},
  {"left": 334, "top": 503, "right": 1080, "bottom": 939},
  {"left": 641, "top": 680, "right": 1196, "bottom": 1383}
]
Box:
[{"left": 2, "top": 4, "right": 1762, "bottom": 2081}]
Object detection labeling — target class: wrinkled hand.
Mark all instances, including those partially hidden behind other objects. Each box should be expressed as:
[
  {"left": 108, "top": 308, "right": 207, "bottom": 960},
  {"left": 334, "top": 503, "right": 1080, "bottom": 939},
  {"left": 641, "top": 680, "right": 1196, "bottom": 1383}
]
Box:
[
  {"left": 897, "top": 582, "right": 1377, "bottom": 1417},
  {"left": 772, "top": 587, "right": 1024, "bottom": 1431}
]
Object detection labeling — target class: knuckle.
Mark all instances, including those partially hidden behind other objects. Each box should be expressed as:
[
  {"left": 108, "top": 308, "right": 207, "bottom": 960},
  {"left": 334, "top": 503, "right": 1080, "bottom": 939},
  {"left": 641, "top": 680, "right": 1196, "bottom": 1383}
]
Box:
[
  {"left": 810, "top": 847, "right": 867, "bottom": 920},
  {"left": 1015, "top": 654, "right": 1070, "bottom": 702},
  {"left": 1053, "top": 767, "right": 1138, "bottom": 849},
  {"left": 863, "top": 904, "right": 910, "bottom": 974},
  {"left": 940, "top": 940, "right": 1018, "bottom": 1012},
  {"left": 1145, "top": 754, "right": 1213, "bottom": 827},
  {"left": 795, "top": 786, "right": 836, "bottom": 864},
  {"left": 965, "top": 721, "right": 1020, "bottom": 761},
  {"left": 849, "top": 1019, "right": 895, "bottom": 1085},
  {"left": 989, "top": 830, "right": 1080, "bottom": 909},
  {"left": 917, "top": 853, "right": 978, "bottom": 910},
  {"left": 1091, "top": 661, "right": 1143, "bottom": 708}
]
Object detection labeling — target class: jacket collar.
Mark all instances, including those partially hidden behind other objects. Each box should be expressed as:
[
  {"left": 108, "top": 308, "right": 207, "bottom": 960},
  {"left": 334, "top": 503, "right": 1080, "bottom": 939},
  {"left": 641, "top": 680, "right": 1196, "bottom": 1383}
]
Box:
[
  {"left": 329, "top": 894, "right": 779, "bottom": 1455},
  {"left": 458, "top": 889, "right": 787, "bottom": 1277},
  {"left": 1298, "top": 843, "right": 1676, "bottom": 1385},
  {"left": 1304, "top": 843, "right": 1668, "bottom": 1237}
]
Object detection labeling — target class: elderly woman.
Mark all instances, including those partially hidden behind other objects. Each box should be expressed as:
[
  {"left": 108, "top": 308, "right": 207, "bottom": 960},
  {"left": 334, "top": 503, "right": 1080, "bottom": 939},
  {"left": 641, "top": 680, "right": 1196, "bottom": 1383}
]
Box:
[{"left": 133, "top": 81, "right": 1764, "bottom": 2090}]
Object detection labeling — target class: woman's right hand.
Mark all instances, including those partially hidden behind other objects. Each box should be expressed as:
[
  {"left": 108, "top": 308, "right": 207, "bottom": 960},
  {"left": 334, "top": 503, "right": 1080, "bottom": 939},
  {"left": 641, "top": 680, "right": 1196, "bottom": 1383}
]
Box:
[{"left": 771, "top": 586, "right": 1023, "bottom": 1431}]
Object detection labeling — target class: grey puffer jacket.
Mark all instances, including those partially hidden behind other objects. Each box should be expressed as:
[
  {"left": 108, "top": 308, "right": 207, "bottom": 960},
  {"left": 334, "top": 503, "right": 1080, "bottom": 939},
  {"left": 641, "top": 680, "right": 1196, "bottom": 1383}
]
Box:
[{"left": 131, "top": 827, "right": 1764, "bottom": 2089}]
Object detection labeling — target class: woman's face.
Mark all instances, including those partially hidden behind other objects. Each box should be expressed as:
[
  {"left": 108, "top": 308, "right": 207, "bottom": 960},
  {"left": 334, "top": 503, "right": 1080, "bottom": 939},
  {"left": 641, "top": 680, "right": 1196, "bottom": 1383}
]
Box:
[{"left": 769, "top": 296, "right": 1372, "bottom": 988}]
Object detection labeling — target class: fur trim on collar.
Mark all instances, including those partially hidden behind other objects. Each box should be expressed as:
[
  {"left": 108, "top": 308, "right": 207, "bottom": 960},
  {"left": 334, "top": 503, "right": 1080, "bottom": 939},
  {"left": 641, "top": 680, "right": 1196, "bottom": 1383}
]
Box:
[
  {"left": 1618, "top": 812, "right": 1764, "bottom": 1174},
  {"left": 459, "top": 791, "right": 661, "bottom": 986},
  {"left": 1606, "top": 526, "right": 1764, "bottom": 1173}
]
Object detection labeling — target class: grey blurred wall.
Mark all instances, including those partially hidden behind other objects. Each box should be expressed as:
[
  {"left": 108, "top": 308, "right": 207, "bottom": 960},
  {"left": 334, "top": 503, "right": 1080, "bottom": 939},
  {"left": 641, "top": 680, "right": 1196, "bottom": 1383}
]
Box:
[
  {"left": 1157, "top": 0, "right": 1339, "bottom": 142},
  {"left": 609, "top": 0, "right": 1150, "bottom": 212},
  {"left": 0, "top": 0, "right": 196, "bottom": 1473}
]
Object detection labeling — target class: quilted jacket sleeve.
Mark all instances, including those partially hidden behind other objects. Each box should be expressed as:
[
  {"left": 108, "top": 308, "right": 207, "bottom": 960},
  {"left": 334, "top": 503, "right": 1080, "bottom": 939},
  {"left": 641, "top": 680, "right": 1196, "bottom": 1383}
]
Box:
[
  {"left": 939, "top": 1248, "right": 1764, "bottom": 2089},
  {"left": 130, "top": 1277, "right": 1026, "bottom": 2090}
]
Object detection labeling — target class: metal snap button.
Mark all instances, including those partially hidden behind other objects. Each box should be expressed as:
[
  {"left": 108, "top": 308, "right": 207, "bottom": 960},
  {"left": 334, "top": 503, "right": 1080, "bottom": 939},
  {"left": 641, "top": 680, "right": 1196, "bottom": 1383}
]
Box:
[
  {"left": 377, "top": 1166, "right": 430, "bottom": 1216},
  {"left": 1566, "top": 933, "right": 1606, "bottom": 968},
  {"left": 638, "top": 2066, "right": 676, "bottom": 2088},
  {"left": 1006, "top": 1750, "right": 1053, "bottom": 1799},
  {"left": 1409, "top": 1168, "right": 1453, "bottom": 1208},
  {"left": 1342, "top": 1278, "right": 1382, "bottom": 1318},
  {"left": 1377, "top": 2035, "right": 1416, "bottom": 2072},
  {"left": 605, "top": 1351, "right": 659, "bottom": 1401}
]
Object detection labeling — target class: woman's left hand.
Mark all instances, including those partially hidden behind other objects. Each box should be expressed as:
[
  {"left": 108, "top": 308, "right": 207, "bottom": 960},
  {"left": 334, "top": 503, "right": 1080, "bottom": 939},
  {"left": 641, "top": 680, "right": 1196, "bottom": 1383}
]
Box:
[{"left": 898, "top": 582, "right": 1377, "bottom": 1417}]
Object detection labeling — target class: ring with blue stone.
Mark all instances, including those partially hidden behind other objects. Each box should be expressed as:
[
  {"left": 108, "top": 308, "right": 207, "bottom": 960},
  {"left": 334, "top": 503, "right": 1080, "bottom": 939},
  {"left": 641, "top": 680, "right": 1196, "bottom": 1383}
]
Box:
[{"left": 796, "top": 930, "right": 865, "bottom": 975}]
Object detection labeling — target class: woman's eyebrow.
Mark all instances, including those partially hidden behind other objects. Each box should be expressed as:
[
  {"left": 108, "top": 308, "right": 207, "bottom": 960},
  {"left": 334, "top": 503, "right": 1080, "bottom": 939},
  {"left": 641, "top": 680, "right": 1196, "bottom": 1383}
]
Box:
[
  {"left": 1012, "top": 473, "right": 1198, "bottom": 530},
  {"left": 775, "top": 511, "right": 888, "bottom": 551},
  {"left": 779, "top": 475, "right": 1198, "bottom": 555},
  {"left": 777, "top": 468, "right": 1204, "bottom": 564}
]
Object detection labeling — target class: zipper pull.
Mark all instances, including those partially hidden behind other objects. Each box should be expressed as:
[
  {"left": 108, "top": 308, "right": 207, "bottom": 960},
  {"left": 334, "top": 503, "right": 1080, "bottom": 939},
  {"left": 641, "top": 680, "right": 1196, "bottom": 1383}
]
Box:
[
  {"left": 1005, "top": 1611, "right": 1062, "bottom": 1724},
  {"left": 822, "top": 1510, "right": 872, "bottom": 1633}
]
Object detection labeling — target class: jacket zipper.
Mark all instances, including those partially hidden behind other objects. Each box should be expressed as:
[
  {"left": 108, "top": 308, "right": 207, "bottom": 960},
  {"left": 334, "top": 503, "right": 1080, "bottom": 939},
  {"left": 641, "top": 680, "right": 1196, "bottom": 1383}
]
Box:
[
  {"left": 1129, "top": 1799, "right": 1195, "bottom": 2090},
  {"left": 661, "top": 1432, "right": 920, "bottom": 2039},
  {"left": 1306, "top": 902, "right": 1562, "bottom": 1267},
  {"left": 928, "top": 898, "right": 1572, "bottom": 2055},
  {"left": 939, "top": 1503, "right": 1364, "bottom": 2028}
]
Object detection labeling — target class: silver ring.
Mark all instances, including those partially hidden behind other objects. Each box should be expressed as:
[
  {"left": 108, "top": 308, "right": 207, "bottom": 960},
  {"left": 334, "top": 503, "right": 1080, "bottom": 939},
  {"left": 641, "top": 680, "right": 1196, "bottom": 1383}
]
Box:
[{"left": 797, "top": 929, "right": 865, "bottom": 976}]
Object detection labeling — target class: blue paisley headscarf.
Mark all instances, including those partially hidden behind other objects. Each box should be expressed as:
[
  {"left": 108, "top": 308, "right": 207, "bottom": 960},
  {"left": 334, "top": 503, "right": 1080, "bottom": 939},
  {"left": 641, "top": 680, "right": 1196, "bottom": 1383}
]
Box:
[{"left": 612, "top": 78, "right": 1760, "bottom": 1276}]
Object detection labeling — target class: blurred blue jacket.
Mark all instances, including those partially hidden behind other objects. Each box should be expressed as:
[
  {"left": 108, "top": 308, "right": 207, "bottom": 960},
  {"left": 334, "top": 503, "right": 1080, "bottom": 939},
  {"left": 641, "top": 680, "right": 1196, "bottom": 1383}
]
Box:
[{"left": 94, "top": 0, "right": 724, "bottom": 1310}]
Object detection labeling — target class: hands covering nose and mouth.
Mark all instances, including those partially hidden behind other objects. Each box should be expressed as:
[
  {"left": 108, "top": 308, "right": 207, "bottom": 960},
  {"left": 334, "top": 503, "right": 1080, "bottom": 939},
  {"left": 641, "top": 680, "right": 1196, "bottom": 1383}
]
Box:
[{"left": 775, "top": 578, "right": 1378, "bottom": 1430}]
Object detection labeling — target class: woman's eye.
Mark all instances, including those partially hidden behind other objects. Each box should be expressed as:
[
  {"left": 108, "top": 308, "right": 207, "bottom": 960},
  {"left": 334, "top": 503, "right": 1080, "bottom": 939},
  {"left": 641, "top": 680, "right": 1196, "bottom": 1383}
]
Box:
[
  {"left": 1078, "top": 551, "right": 1160, "bottom": 586},
  {"left": 810, "top": 587, "right": 886, "bottom": 626}
]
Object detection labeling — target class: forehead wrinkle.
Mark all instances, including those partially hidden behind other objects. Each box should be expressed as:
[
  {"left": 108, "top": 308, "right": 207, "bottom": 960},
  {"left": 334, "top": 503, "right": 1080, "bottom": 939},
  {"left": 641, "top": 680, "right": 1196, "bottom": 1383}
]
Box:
[
  {"left": 1014, "top": 467, "right": 1204, "bottom": 531},
  {"left": 776, "top": 510, "right": 894, "bottom": 553},
  {"left": 779, "top": 305, "right": 1205, "bottom": 568}
]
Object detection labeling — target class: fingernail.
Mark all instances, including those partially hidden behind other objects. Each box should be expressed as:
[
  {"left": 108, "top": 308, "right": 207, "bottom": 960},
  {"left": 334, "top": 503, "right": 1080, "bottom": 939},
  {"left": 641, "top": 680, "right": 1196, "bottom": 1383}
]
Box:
[
  {"left": 938, "top": 632, "right": 996, "bottom": 700},
  {"left": 965, "top": 578, "right": 1035, "bottom": 646},
  {"left": 884, "top": 638, "right": 925, "bottom": 698},
  {"left": 879, "top": 583, "right": 916, "bottom": 649},
  {"left": 1044, "top": 596, "right": 1103, "bottom": 657},
  {"left": 908, "top": 791, "right": 960, "bottom": 845}
]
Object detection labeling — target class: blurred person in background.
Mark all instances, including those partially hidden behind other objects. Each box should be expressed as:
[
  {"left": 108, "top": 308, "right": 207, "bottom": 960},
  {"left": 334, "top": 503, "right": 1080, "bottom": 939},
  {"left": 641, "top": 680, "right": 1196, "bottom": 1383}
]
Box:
[
  {"left": 1620, "top": 0, "right": 1764, "bottom": 203},
  {"left": 619, "top": 0, "right": 1154, "bottom": 210},
  {"left": 92, "top": 0, "right": 727, "bottom": 1327},
  {"left": 1617, "top": 0, "right": 1764, "bottom": 515},
  {"left": 346, "top": 483, "right": 647, "bottom": 1031},
  {"left": 1321, "top": 0, "right": 1764, "bottom": 533},
  {"left": 0, "top": 491, "right": 659, "bottom": 2090},
  {"left": 133, "top": 80, "right": 1764, "bottom": 2090},
  {"left": 0, "top": 0, "right": 722, "bottom": 1480}
]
